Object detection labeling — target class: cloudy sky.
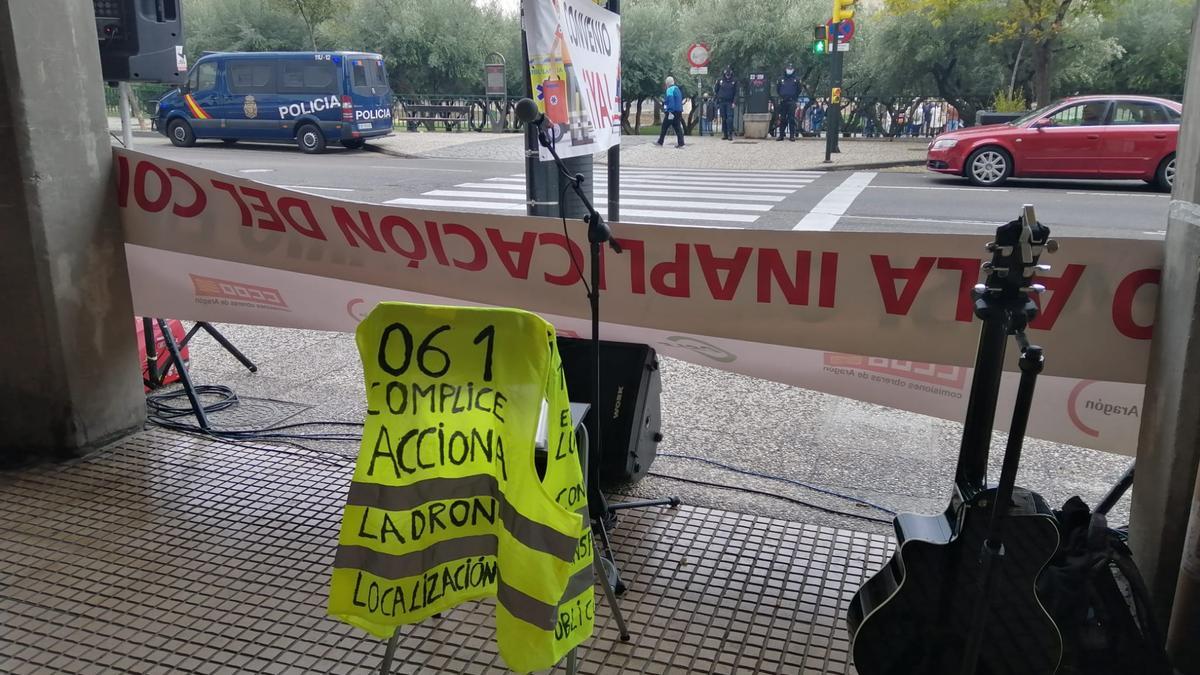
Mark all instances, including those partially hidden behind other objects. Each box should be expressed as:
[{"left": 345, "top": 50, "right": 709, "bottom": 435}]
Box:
[{"left": 480, "top": 0, "right": 521, "bottom": 16}]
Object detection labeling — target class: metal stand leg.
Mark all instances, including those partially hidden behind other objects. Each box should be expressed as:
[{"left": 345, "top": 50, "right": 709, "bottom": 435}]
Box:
[
  {"left": 379, "top": 627, "right": 401, "bottom": 675},
  {"left": 178, "top": 321, "right": 258, "bottom": 373},
  {"left": 607, "top": 497, "right": 681, "bottom": 513},
  {"left": 565, "top": 647, "right": 579, "bottom": 674},
  {"left": 156, "top": 318, "right": 210, "bottom": 431},
  {"left": 591, "top": 530, "right": 630, "bottom": 641},
  {"left": 194, "top": 322, "right": 258, "bottom": 373}
]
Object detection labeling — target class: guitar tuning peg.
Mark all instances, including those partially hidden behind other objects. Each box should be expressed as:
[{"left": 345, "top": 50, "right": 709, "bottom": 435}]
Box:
[
  {"left": 1022, "top": 284, "right": 1047, "bottom": 293},
  {"left": 981, "top": 262, "right": 994, "bottom": 271},
  {"left": 1035, "top": 264, "right": 1051, "bottom": 271},
  {"left": 1045, "top": 239, "right": 1059, "bottom": 254},
  {"left": 973, "top": 283, "right": 987, "bottom": 294},
  {"left": 985, "top": 242, "right": 997, "bottom": 252}
]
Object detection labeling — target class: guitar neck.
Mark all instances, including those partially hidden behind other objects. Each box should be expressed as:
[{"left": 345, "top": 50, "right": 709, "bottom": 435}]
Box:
[{"left": 954, "top": 309, "right": 1010, "bottom": 497}]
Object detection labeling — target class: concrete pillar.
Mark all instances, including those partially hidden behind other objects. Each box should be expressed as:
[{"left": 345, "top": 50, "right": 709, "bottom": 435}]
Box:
[
  {"left": 0, "top": 0, "right": 144, "bottom": 466},
  {"left": 1169, "top": 467, "right": 1200, "bottom": 673}
]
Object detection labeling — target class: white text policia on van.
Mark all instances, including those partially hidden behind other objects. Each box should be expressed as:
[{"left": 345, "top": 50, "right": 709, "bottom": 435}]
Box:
[{"left": 277, "top": 97, "right": 393, "bottom": 121}]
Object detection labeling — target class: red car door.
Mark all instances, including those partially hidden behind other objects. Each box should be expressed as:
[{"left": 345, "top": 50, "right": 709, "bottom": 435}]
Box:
[
  {"left": 1017, "top": 101, "right": 1110, "bottom": 176},
  {"left": 1096, "top": 100, "right": 1178, "bottom": 178}
]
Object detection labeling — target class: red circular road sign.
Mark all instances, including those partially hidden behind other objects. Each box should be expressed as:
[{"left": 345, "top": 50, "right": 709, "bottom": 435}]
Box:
[
  {"left": 827, "top": 18, "right": 855, "bottom": 42},
  {"left": 686, "top": 43, "right": 710, "bottom": 68}
]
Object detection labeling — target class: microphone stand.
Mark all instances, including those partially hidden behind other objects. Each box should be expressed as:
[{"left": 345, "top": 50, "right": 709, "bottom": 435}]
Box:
[{"left": 530, "top": 122, "right": 680, "bottom": 600}]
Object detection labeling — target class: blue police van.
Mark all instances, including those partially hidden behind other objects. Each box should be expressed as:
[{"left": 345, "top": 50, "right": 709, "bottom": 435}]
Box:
[{"left": 156, "top": 51, "right": 393, "bottom": 153}]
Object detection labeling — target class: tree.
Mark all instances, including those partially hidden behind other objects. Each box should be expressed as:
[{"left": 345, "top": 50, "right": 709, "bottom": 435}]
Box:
[
  {"left": 851, "top": 9, "right": 1005, "bottom": 126},
  {"left": 182, "top": 0, "right": 311, "bottom": 63},
  {"left": 269, "top": 0, "right": 346, "bottom": 50},
  {"left": 887, "top": 0, "right": 1121, "bottom": 106},
  {"left": 325, "top": 0, "right": 513, "bottom": 94},
  {"left": 1089, "top": 0, "right": 1192, "bottom": 96},
  {"left": 621, "top": 0, "right": 684, "bottom": 132}
]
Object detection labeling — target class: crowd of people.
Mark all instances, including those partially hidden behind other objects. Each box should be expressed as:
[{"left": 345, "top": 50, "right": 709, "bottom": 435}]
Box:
[{"left": 657, "top": 67, "right": 964, "bottom": 142}]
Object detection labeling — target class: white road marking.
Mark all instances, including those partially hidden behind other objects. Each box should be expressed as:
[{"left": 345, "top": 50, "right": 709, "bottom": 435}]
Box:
[
  {"left": 370, "top": 166, "right": 473, "bottom": 172},
  {"left": 485, "top": 177, "right": 796, "bottom": 194},
  {"left": 793, "top": 172, "right": 877, "bottom": 231},
  {"left": 1066, "top": 191, "right": 1167, "bottom": 198},
  {"left": 620, "top": 209, "right": 758, "bottom": 223},
  {"left": 382, "top": 197, "right": 525, "bottom": 210},
  {"left": 278, "top": 185, "right": 354, "bottom": 192},
  {"left": 839, "top": 214, "right": 1001, "bottom": 226},
  {"left": 421, "top": 190, "right": 770, "bottom": 212},
  {"left": 605, "top": 175, "right": 815, "bottom": 186},
  {"left": 866, "top": 185, "right": 1007, "bottom": 193},
  {"left": 238, "top": 169, "right": 274, "bottom": 173},
  {"left": 424, "top": 190, "right": 525, "bottom": 200},
  {"left": 603, "top": 169, "right": 822, "bottom": 177},
  {"left": 453, "top": 183, "right": 787, "bottom": 201},
  {"left": 382, "top": 198, "right": 758, "bottom": 222},
  {"left": 621, "top": 220, "right": 740, "bottom": 229}
]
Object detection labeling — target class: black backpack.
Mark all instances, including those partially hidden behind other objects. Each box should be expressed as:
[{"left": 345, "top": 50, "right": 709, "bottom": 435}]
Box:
[{"left": 1037, "top": 496, "right": 1172, "bottom": 675}]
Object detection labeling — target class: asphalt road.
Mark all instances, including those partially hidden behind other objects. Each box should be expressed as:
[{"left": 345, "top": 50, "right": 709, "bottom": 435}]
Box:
[{"left": 133, "top": 136, "right": 1170, "bottom": 239}]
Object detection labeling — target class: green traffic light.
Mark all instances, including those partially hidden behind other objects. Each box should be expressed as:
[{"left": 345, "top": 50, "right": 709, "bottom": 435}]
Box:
[{"left": 813, "top": 40, "right": 826, "bottom": 54}]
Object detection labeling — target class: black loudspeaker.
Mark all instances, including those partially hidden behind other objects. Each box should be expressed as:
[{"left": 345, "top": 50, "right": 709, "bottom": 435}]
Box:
[
  {"left": 557, "top": 337, "right": 663, "bottom": 485},
  {"left": 96, "top": 0, "right": 186, "bottom": 84}
]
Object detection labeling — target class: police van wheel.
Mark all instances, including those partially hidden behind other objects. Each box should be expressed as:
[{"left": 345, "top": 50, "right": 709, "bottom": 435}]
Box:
[
  {"left": 341, "top": 139, "right": 366, "bottom": 150},
  {"left": 167, "top": 120, "right": 195, "bottom": 148},
  {"left": 296, "top": 124, "right": 326, "bottom": 154}
]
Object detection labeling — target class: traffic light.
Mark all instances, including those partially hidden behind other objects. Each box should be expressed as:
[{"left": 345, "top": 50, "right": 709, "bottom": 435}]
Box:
[
  {"left": 813, "top": 25, "right": 828, "bottom": 54},
  {"left": 833, "top": 0, "right": 857, "bottom": 25}
]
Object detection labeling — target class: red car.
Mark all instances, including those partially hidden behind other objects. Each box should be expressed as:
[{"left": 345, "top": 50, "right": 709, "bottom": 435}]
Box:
[{"left": 926, "top": 95, "right": 1182, "bottom": 190}]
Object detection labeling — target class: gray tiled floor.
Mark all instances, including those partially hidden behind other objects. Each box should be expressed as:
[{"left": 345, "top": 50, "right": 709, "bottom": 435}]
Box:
[{"left": 0, "top": 429, "right": 892, "bottom": 674}]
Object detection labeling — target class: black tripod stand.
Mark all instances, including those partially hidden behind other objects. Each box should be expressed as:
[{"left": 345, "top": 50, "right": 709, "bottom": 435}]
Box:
[
  {"left": 142, "top": 318, "right": 257, "bottom": 430},
  {"left": 522, "top": 106, "right": 679, "bottom": 606}
]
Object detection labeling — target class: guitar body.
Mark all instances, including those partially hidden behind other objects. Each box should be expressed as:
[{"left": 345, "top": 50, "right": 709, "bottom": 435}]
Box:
[{"left": 848, "top": 488, "right": 1062, "bottom": 675}]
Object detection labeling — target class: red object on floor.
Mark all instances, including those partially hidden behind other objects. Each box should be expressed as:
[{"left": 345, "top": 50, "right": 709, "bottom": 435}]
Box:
[{"left": 135, "top": 318, "right": 190, "bottom": 392}]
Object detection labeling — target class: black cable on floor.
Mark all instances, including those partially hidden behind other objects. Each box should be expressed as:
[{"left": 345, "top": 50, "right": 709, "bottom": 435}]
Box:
[
  {"left": 643, "top": 471, "right": 894, "bottom": 525},
  {"left": 145, "top": 383, "right": 364, "bottom": 462},
  {"left": 657, "top": 452, "right": 898, "bottom": 516}
]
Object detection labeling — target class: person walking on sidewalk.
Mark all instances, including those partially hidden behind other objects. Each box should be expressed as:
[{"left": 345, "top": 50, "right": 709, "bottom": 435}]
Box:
[
  {"left": 715, "top": 66, "right": 738, "bottom": 140},
  {"left": 775, "top": 64, "right": 801, "bottom": 141},
  {"left": 656, "top": 76, "right": 685, "bottom": 148}
]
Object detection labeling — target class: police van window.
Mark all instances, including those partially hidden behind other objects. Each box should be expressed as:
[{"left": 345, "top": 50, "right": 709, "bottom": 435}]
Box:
[
  {"left": 279, "top": 60, "right": 338, "bottom": 94},
  {"left": 191, "top": 62, "right": 217, "bottom": 92},
  {"left": 228, "top": 60, "right": 276, "bottom": 95},
  {"left": 351, "top": 58, "right": 390, "bottom": 92}
]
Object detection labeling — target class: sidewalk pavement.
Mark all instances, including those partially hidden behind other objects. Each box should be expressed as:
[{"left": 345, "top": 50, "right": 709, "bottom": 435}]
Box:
[
  {"left": 180, "top": 323, "right": 1134, "bottom": 537},
  {"left": 371, "top": 130, "right": 930, "bottom": 171},
  {"left": 109, "top": 115, "right": 928, "bottom": 172}
]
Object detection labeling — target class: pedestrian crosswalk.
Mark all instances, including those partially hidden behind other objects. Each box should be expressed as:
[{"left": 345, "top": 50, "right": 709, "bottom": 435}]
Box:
[{"left": 383, "top": 167, "right": 821, "bottom": 227}]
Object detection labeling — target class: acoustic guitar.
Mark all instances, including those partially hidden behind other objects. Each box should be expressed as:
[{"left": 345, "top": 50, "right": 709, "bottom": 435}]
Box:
[{"left": 846, "top": 206, "right": 1064, "bottom": 675}]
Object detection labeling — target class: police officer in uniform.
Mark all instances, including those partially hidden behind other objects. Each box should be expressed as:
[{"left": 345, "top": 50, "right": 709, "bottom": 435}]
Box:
[
  {"left": 714, "top": 66, "right": 739, "bottom": 140},
  {"left": 775, "top": 64, "right": 801, "bottom": 142}
]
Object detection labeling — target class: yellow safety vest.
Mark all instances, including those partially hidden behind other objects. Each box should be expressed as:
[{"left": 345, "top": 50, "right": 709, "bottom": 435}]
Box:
[{"left": 328, "top": 302, "right": 594, "bottom": 673}]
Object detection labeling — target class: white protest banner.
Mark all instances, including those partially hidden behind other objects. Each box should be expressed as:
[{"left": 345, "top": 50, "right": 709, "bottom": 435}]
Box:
[
  {"left": 523, "top": 0, "right": 621, "bottom": 161},
  {"left": 115, "top": 148, "right": 1162, "bottom": 455}
]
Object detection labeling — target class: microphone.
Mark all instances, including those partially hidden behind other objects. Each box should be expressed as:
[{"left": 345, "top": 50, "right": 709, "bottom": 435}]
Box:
[{"left": 514, "top": 97, "right": 549, "bottom": 130}]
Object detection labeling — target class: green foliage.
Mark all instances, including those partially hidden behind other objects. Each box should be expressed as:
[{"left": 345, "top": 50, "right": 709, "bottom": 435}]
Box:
[
  {"left": 179, "top": 0, "right": 1189, "bottom": 107},
  {"left": 182, "top": 0, "right": 311, "bottom": 63},
  {"left": 268, "top": 0, "right": 346, "bottom": 49},
  {"left": 992, "top": 89, "right": 1027, "bottom": 112},
  {"left": 1090, "top": 0, "right": 1193, "bottom": 95},
  {"left": 622, "top": 0, "right": 683, "bottom": 101}
]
